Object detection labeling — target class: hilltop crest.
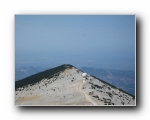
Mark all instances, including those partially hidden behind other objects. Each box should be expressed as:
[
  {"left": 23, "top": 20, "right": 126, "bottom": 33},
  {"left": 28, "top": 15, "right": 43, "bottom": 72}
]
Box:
[{"left": 15, "top": 64, "right": 135, "bottom": 106}]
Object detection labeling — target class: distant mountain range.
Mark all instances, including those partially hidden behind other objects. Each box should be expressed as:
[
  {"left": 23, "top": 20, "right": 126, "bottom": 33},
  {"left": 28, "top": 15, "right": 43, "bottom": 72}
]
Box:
[
  {"left": 15, "top": 64, "right": 135, "bottom": 106},
  {"left": 15, "top": 66, "right": 48, "bottom": 81},
  {"left": 80, "top": 67, "right": 135, "bottom": 95}
]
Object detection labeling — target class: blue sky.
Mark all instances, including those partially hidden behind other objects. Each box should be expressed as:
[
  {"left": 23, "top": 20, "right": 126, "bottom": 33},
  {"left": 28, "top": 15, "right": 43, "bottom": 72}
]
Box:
[{"left": 15, "top": 15, "right": 135, "bottom": 70}]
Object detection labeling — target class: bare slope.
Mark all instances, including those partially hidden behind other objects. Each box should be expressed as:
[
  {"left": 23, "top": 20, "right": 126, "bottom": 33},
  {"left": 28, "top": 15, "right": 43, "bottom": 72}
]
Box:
[{"left": 15, "top": 64, "right": 135, "bottom": 106}]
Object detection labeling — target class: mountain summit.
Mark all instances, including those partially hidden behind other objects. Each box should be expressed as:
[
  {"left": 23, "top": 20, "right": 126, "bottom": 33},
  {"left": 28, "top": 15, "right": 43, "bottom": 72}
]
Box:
[{"left": 15, "top": 64, "right": 135, "bottom": 106}]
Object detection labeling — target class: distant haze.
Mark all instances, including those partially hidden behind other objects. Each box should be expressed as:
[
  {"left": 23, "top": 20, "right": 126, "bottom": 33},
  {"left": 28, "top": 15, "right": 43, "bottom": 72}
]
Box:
[{"left": 15, "top": 15, "right": 135, "bottom": 70}]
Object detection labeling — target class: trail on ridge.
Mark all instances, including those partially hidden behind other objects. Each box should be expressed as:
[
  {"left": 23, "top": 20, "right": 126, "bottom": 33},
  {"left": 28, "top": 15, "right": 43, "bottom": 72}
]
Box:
[{"left": 77, "top": 79, "right": 97, "bottom": 105}]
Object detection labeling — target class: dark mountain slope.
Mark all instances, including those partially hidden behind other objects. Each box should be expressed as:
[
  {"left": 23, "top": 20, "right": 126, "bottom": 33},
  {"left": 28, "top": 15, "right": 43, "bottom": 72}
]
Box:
[{"left": 15, "top": 64, "right": 74, "bottom": 90}]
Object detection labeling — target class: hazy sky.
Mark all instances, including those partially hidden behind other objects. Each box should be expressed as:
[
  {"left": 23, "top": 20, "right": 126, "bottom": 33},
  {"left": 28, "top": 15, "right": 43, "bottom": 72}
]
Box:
[{"left": 15, "top": 15, "right": 135, "bottom": 70}]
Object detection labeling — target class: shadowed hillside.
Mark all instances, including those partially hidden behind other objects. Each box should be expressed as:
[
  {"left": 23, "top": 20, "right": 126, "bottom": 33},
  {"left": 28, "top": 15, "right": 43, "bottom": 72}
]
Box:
[{"left": 15, "top": 64, "right": 74, "bottom": 90}]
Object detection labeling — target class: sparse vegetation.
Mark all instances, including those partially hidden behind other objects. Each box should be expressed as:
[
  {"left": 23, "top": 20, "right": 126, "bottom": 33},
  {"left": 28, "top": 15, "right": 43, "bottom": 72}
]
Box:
[
  {"left": 82, "top": 87, "right": 85, "bottom": 89},
  {"left": 92, "top": 95, "right": 99, "bottom": 99},
  {"left": 90, "top": 75, "right": 135, "bottom": 97},
  {"left": 108, "top": 87, "right": 111, "bottom": 90},
  {"left": 15, "top": 64, "right": 73, "bottom": 90},
  {"left": 121, "top": 101, "right": 125, "bottom": 105},
  {"left": 89, "top": 91, "right": 94, "bottom": 95},
  {"left": 91, "top": 85, "right": 95, "bottom": 89},
  {"left": 89, "top": 82, "right": 102, "bottom": 89},
  {"left": 106, "top": 92, "right": 113, "bottom": 98}
]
